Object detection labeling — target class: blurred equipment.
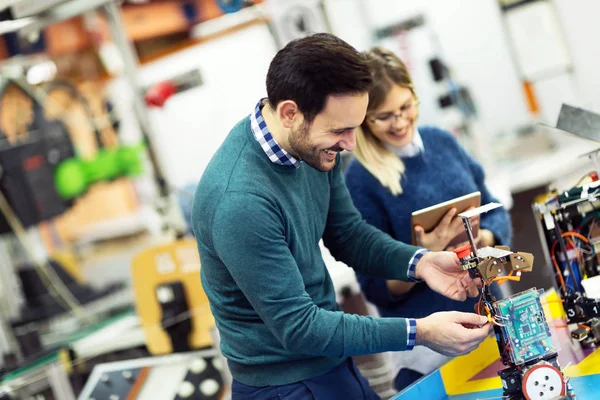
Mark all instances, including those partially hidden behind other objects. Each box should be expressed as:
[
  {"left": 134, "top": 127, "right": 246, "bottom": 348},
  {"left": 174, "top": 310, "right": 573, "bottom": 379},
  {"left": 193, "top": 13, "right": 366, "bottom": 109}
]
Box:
[
  {"left": 77, "top": 349, "right": 226, "bottom": 400},
  {"left": 264, "top": 0, "right": 330, "bottom": 47},
  {"left": 54, "top": 142, "right": 146, "bottom": 200},
  {"left": 130, "top": 238, "right": 215, "bottom": 355},
  {"left": 144, "top": 69, "right": 203, "bottom": 108},
  {"left": 454, "top": 204, "right": 574, "bottom": 400},
  {"left": 0, "top": 78, "right": 75, "bottom": 232},
  {"left": 533, "top": 104, "right": 600, "bottom": 347}
]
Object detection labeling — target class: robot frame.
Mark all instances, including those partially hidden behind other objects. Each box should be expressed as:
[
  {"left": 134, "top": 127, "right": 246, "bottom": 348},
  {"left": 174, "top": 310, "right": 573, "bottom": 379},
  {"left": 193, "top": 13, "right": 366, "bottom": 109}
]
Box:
[
  {"left": 453, "top": 203, "right": 575, "bottom": 400},
  {"left": 532, "top": 104, "right": 600, "bottom": 347}
]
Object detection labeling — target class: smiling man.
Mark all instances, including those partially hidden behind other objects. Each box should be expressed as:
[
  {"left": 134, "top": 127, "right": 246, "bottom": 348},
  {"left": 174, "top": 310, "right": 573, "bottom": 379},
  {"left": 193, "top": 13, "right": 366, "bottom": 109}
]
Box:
[{"left": 192, "top": 33, "right": 489, "bottom": 400}]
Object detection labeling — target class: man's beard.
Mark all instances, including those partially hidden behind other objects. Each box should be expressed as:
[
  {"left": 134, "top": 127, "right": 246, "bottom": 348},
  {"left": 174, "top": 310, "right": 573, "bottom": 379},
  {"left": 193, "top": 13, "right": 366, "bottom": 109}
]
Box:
[{"left": 288, "top": 121, "right": 336, "bottom": 172}]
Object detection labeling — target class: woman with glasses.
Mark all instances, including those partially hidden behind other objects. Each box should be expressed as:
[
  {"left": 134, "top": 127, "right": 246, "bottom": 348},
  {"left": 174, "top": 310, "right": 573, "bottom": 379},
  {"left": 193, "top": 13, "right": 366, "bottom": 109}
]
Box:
[{"left": 344, "top": 47, "right": 512, "bottom": 391}]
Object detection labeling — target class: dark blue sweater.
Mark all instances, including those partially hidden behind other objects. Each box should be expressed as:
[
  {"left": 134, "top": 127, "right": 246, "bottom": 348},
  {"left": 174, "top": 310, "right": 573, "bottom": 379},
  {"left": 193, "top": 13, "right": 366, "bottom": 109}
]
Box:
[{"left": 344, "top": 126, "right": 512, "bottom": 318}]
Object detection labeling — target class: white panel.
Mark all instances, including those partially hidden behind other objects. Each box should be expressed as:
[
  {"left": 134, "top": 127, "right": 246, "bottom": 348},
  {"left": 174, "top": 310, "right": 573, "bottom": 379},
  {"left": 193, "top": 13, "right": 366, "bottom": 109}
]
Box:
[
  {"left": 554, "top": 0, "right": 600, "bottom": 111},
  {"left": 503, "top": 1, "right": 571, "bottom": 79},
  {"left": 108, "top": 23, "right": 277, "bottom": 188},
  {"left": 325, "top": 0, "right": 531, "bottom": 146},
  {"left": 533, "top": 73, "right": 579, "bottom": 128},
  {"left": 265, "top": 0, "right": 329, "bottom": 46}
]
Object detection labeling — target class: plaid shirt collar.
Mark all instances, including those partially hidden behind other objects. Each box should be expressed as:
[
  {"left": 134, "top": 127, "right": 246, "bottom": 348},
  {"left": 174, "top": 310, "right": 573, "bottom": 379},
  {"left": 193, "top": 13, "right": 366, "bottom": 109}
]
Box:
[{"left": 250, "top": 98, "right": 301, "bottom": 168}]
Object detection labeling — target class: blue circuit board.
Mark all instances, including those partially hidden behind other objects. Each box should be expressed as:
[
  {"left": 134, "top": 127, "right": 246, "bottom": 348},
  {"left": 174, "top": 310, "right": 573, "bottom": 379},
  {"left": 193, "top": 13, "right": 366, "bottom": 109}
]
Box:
[{"left": 493, "top": 288, "right": 557, "bottom": 364}]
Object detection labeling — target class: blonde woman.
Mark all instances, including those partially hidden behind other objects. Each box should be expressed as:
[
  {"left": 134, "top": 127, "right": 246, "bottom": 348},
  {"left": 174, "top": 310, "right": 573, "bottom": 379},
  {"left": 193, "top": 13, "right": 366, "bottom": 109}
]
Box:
[{"left": 344, "top": 47, "right": 512, "bottom": 390}]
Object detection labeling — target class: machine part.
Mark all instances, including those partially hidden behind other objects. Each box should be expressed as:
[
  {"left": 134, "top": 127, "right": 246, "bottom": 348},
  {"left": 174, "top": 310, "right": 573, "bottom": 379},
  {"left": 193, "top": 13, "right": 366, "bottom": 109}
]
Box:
[
  {"left": 12, "top": 323, "right": 42, "bottom": 358},
  {"left": 499, "top": 367, "right": 522, "bottom": 396},
  {"left": 157, "top": 281, "right": 192, "bottom": 353},
  {"left": 589, "top": 318, "right": 600, "bottom": 342},
  {"left": 555, "top": 104, "right": 600, "bottom": 144},
  {"left": 77, "top": 349, "right": 228, "bottom": 400},
  {"left": 11, "top": 259, "right": 124, "bottom": 327},
  {"left": 174, "top": 356, "right": 224, "bottom": 400},
  {"left": 493, "top": 288, "right": 557, "bottom": 365},
  {"left": 87, "top": 367, "right": 149, "bottom": 400},
  {"left": 571, "top": 327, "right": 589, "bottom": 341},
  {"left": 0, "top": 140, "right": 70, "bottom": 232},
  {"left": 521, "top": 363, "right": 565, "bottom": 400}
]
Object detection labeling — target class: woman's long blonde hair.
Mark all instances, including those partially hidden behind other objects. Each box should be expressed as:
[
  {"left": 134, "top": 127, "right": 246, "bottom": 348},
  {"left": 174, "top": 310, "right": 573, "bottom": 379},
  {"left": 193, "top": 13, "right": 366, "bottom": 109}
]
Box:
[{"left": 354, "top": 47, "right": 417, "bottom": 195}]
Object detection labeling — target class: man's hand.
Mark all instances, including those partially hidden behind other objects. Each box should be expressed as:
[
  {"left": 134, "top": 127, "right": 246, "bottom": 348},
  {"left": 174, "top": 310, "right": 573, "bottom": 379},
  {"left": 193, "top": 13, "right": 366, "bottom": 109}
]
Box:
[
  {"left": 416, "top": 312, "right": 490, "bottom": 356},
  {"left": 414, "top": 251, "right": 480, "bottom": 301}
]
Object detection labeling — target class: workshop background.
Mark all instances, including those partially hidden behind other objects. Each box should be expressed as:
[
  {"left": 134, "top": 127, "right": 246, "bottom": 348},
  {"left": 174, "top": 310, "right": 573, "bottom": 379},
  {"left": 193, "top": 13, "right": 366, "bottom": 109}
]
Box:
[{"left": 0, "top": 0, "right": 599, "bottom": 399}]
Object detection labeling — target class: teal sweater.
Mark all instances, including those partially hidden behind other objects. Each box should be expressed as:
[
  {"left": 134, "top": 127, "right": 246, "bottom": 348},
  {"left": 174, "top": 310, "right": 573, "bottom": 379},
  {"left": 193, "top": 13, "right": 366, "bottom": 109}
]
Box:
[{"left": 191, "top": 116, "right": 422, "bottom": 386}]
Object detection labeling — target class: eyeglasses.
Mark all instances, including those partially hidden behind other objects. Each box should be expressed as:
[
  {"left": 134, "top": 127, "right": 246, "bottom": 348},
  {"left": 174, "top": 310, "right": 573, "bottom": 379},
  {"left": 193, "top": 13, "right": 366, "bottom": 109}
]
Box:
[{"left": 368, "top": 100, "right": 420, "bottom": 125}]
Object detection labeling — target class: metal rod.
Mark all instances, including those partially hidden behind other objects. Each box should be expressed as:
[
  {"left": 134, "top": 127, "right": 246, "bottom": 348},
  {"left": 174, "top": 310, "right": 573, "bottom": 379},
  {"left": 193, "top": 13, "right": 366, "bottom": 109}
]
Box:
[
  {"left": 589, "top": 150, "right": 600, "bottom": 178},
  {"left": 462, "top": 215, "right": 478, "bottom": 256},
  {"left": 102, "top": 1, "right": 170, "bottom": 198}
]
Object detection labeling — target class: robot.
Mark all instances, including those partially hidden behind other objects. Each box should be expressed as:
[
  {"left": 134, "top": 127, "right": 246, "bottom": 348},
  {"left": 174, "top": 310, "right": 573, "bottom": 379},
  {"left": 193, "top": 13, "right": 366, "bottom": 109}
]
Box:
[{"left": 453, "top": 203, "right": 575, "bottom": 400}]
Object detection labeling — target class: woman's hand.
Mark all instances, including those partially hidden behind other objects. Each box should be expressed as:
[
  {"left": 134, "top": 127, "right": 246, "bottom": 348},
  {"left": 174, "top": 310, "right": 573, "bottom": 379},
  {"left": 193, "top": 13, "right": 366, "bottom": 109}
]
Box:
[{"left": 414, "top": 208, "right": 467, "bottom": 251}]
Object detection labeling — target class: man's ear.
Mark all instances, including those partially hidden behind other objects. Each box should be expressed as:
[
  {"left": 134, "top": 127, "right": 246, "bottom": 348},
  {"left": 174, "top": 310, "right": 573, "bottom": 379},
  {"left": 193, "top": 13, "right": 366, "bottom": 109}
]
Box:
[{"left": 278, "top": 100, "right": 298, "bottom": 129}]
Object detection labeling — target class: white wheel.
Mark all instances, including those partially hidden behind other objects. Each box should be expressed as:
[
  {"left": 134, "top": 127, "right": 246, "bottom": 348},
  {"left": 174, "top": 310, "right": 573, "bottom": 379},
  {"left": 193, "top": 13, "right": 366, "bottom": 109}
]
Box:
[
  {"left": 200, "top": 379, "right": 220, "bottom": 396},
  {"left": 190, "top": 358, "right": 207, "bottom": 374},
  {"left": 178, "top": 381, "right": 195, "bottom": 398},
  {"left": 522, "top": 364, "right": 565, "bottom": 400}
]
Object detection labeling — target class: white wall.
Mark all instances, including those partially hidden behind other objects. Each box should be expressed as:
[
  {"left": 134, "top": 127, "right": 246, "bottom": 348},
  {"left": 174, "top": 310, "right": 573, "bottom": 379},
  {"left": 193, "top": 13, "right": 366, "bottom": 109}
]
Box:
[
  {"left": 108, "top": 22, "right": 278, "bottom": 189},
  {"left": 554, "top": 0, "right": 600, "bottom": 113},
  {"left": 325, "top": 0, "right": 532, "bottom": 139}
]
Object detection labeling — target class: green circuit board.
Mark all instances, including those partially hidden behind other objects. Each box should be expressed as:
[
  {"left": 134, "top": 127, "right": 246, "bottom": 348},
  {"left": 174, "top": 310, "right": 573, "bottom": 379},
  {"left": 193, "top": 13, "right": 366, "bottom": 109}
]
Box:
[{"left": 493, "top": 288, "right": 557, "bottom": 365}]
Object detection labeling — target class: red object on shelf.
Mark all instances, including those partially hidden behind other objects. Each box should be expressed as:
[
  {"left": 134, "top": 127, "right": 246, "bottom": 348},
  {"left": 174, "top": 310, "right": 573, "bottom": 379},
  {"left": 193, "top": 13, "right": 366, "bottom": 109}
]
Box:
[{"left": 145, "top": 81, "right": 177, "bottom": 107}]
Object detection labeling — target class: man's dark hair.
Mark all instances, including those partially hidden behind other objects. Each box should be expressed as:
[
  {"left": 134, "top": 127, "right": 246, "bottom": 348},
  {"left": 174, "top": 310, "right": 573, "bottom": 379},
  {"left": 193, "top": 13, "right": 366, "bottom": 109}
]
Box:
[{"left": 266, "top": 33, "right": 372, "bottom": 123}]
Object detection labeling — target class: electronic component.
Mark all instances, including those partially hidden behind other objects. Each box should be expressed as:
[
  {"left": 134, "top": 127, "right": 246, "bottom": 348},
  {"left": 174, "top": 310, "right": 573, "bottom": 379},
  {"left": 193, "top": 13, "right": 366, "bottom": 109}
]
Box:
[
  {"left": 493, "top": 288, "right": 557, "bottom": 365},
  {"left": 571, "top": 327, "right": 589, "bottom": 341},
  {"left": 532, "top": 104, "right": 600, "bottom": 347}
]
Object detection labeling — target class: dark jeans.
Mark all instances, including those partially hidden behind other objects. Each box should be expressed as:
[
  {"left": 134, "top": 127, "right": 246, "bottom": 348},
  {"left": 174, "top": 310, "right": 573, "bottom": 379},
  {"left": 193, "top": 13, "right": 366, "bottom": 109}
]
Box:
[
  {"left": 394, "top": 368, "right": 424, "bottom": 392},
  {"left": 231, "top": 358, "right": 380, "bottom": 399}
]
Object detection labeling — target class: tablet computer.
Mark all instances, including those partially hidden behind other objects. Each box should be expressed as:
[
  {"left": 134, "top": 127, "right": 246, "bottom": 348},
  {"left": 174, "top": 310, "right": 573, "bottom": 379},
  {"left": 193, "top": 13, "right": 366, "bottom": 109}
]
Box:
[{"left": 411, "top": 191, "right": 481, "bottom": 247}]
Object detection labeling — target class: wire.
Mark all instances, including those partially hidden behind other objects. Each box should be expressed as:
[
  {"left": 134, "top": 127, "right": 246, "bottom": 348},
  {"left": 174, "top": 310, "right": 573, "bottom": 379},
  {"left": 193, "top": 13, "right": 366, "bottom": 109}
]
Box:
[
  {"left": 575, "top": 171, "right": 596, "bottom": 187},
  {"left": 491, "top": 275, "right": 521, "bottom": 285},
  {"left": 550, "top": 240, "right": 569, "bottom": 296},
  {"left": 562, "top": 231, "right": 589, "bottom": 244}
]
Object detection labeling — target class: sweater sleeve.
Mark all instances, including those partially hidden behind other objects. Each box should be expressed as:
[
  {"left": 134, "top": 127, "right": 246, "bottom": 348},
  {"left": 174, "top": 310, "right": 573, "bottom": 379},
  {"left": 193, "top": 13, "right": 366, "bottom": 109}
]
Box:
[
  {"left": 211, "top": 191, "right": 412, "bottom": 357},
  {"left": 323, "top": 155, "right": 423, "bottom": 280},
  {"left": 453, "top": 133, "right": 512, "bottom": 246}
]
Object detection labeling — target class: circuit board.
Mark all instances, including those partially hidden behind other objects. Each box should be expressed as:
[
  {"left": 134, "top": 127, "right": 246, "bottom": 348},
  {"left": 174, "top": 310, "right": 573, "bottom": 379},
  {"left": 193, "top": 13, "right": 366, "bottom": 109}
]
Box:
[{"left": 493, "top": 288, "right": 558, "bottom": 365}]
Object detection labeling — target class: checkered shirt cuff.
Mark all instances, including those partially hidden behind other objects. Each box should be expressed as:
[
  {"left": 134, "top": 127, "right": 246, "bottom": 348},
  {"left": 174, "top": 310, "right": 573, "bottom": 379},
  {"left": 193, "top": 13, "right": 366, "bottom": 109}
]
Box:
[
  {"left": 406, "top": 319, "right": 417, "bottom": 350},
  {"left": 407, "top": 248, "right": 429, "bottom": 282}
]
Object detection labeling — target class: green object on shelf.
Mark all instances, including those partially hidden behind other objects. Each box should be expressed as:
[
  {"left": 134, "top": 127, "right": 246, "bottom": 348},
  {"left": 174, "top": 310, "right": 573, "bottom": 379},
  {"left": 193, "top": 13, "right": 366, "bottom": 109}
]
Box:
[
  {"left": 54, "top": 142, "right": 146, "bottom": 200},
  {"left": 54, "top": 158, "right": 87, "bottom": 199}
]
